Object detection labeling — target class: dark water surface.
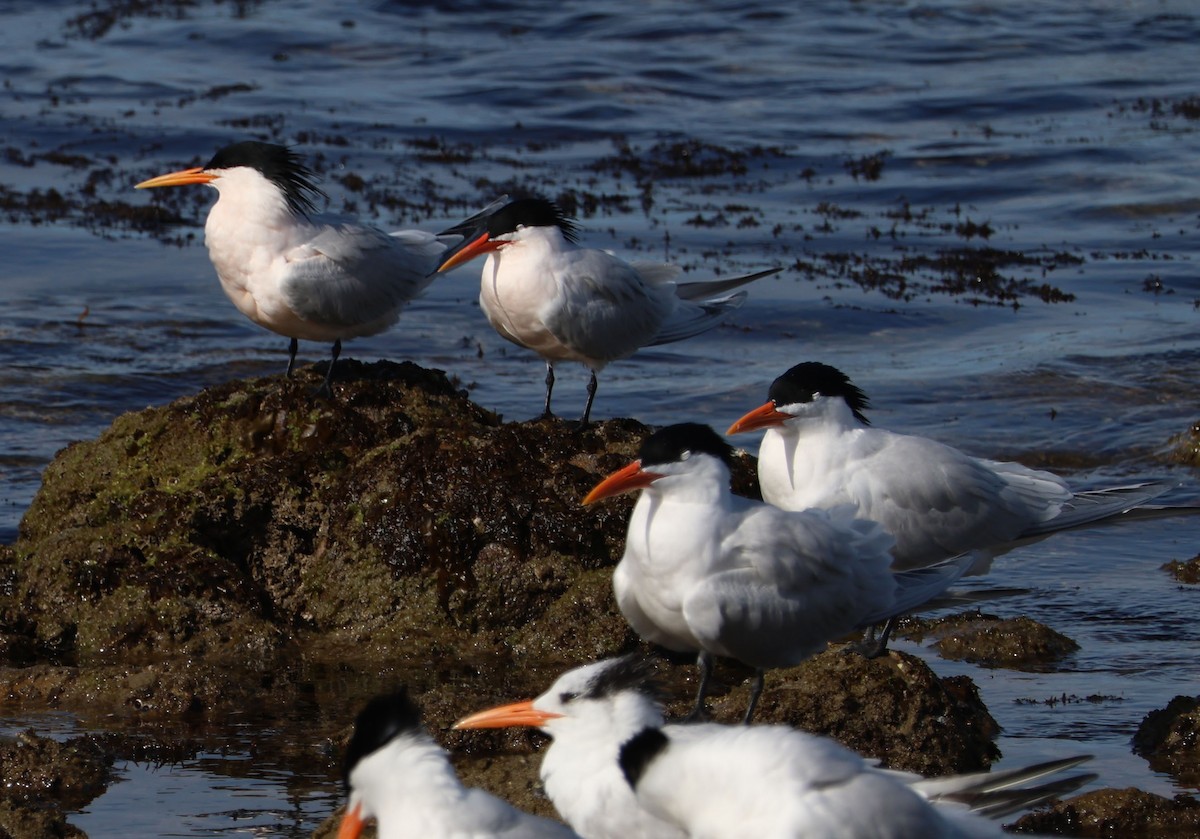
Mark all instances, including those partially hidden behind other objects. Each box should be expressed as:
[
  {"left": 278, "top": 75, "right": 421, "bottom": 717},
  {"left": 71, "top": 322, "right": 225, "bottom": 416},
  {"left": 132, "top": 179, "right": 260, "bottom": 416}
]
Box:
[{"left": 3, "top": 0, "right": 1200, "bottom": 834}]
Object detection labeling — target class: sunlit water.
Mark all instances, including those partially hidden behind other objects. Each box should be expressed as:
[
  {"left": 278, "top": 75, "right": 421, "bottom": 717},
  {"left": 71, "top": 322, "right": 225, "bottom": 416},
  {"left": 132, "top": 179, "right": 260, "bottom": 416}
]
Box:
[{"left": 2, "top": 0, "right": 1199, "bottom": 834}]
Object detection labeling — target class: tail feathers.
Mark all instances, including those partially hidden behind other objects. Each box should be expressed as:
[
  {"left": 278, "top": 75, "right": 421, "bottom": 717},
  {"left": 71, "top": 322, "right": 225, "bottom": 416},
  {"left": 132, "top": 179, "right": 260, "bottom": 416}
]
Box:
[
  {"left": 1020, "top": 479, "right": 1189, "bottom": 537},
  {"left": 911, "top": 585, "right": 1030, "bottom": 613},
  {"left": 913, "top": 755, "right": 1096, "bottom": 820},
  {"left": 674, "top": 267, "right": 782, "bottom": 301},
  {"left": 858, "top": 552, "right": 976, "bottom": 627},
  {"left": 649, "top": 292, "right": 748, "bottom": 346}
]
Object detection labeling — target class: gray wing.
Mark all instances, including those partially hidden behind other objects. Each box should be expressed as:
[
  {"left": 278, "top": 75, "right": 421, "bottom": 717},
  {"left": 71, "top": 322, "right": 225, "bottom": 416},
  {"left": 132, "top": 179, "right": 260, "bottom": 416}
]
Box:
[
  {"left": 546, "top": 250, "right": 675, "bottom": 363},
  {"left": 829, "top": 432, "right": 1072, "bottom": 569},
  {"left": 682, "top": 506, "right": 896, "bottom": 668},
  {"left": 282, "top": 223, "right": 442, "bottom": 331},
  {"left": 649, "top": 291, "right": 746, "bottom": 346}
]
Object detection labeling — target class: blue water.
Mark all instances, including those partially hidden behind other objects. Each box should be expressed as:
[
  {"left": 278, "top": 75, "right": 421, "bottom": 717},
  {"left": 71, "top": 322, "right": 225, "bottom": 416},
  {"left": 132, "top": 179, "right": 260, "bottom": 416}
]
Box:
[{"left": 2, "top": 0, "right": 1200, "bottom": 834}]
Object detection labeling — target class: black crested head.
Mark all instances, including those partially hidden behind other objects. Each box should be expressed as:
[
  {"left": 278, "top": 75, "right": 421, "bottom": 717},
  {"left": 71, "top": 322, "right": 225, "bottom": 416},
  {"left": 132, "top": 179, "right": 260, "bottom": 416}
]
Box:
[
  {"left": 342, "top": 687, "right": 423, "bottom": 792},
  {"left": 487, "top": 197, "right": 579, "bottom": 243},
  {"left": 203, "top": 141, "right": 326, "bottom": 217},
  {"left": 578, "top": 654, "right": 664, "bottom": 703},
  {"left": 639, "top": 423, "right": 736, "bottom": 470},
  {"left": 768, "top": 362, "right": 870, "bottom": 425},
  {"left": 618, "top": 727, "right": 669, "bottom": 789}
]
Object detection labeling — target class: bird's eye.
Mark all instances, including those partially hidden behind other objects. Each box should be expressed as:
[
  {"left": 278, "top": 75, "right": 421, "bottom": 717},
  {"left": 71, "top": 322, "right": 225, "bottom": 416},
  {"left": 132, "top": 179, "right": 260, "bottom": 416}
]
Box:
[
  {"left": 680, "top": 450, "right": 691, "bottom": 461},
  {"left": 558, "top": 691, "right": 579, "bottom": 704}
]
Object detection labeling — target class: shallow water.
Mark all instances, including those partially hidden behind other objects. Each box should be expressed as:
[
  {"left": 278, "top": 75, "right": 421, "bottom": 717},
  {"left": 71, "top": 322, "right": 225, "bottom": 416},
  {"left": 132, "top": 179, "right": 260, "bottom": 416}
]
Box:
[{"left": 3, "top": 0, "right": 1200, "bottom": 834}]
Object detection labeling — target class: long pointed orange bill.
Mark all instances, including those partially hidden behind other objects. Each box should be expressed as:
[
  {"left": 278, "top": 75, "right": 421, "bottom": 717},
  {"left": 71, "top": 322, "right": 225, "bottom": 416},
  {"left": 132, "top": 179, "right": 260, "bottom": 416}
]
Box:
[
  {"left": 135, "top": 166, "right": 216, "bottom": 189},
  {"left": 726, "top": 401, "right": 789, "bottom": 435},
  {"left": 582, "top": 460, "right": 664, "bottom": 505},
  {"left": 336, "top": 801, "right": 367, "bottom": 839},
  {"left": 436, "top": 231, "right": 503, "bottom": 273},
  {"left": 453, "top": 699, "right": 563, "bottom": 730}
]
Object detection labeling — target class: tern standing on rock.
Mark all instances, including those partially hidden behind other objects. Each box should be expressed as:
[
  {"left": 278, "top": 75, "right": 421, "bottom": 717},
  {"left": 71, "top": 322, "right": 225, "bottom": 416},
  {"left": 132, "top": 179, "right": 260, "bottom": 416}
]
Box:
[
  {"left": 136, "top": 141, "right": 501, "bottom": 396},
  {"left": 727, "top": 361, "right": 1198, "bottom": 654},
  {"left": 435, "top": 197, "right": 780, "bottom": 423},
  {"left": 582, "top": 423, "right": 975, "bottom": 721}
]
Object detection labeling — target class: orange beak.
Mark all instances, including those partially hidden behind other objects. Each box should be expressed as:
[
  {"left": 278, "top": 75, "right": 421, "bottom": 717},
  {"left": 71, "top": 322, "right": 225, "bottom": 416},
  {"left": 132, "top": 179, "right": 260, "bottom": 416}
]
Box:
[
  {"left": 453, "top": 699, "right": 564, "bottom": 730},
  {"left": 582, "top": 460, "right": 664, "bottom": 505},
  {"left": 135, "top": 166, "right": 216, "bottom": 189},
  {"left": 436, "top": 230, "right": 505, "bottom": 273},
  {"left": 336, "top": 801, "right": 367, "bottom": 839},
  {"left": 726, "top": 401, "right": 790, "bottom": 435}
]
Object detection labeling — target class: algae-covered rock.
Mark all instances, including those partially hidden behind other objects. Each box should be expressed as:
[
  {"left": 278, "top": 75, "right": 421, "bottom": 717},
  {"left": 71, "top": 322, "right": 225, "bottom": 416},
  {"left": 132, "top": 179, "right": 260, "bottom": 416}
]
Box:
[
  {"left": 1010, "top": 787, "right": 1200, "bottom": 836},
  {"left": 1163, "top": 555, "right": 1200, "bottom": 584},
  {"left": 4, "top": 361, "right": 656, "bottom": 667},
  {"left": 898, "top": 611, "right": 1079, "bottom": 669},
  {"left": 0, "top": 729, "right": 113, "bottom": 839},
  {"left": 1133, "top": 695, "right": 1200, "bottom": 788},
  {"left": 710, "top": 648, "right": 1001, "bottom": 775},
  {"left": 1, "top": 360, "right": 1011, "bottom": 825}
]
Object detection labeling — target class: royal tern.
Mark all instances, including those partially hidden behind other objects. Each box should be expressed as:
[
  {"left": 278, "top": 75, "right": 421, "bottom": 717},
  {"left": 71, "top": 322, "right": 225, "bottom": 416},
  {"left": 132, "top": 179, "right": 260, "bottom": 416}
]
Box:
[
  {"left": 456, "top": 656, "right": 1095, "bottom": 839},
  {"left": 727, "top": 361, "right": 1192, "bottom": 571},
  {"left": 136, "top": 141, "right": 500, "bottom": 395},
  {"left": 620, "top": 713, "right": 1093, "bottom": 839},
  {"left": 582, "top": 423, "right": 974, "bottom": 720},
  {"left": 435, "top": 197, "right": 780, "bottom": 423},
  {"left": 337, "top": 687, "right": 579, "bottom": 839},
  {"left": 455, "top": 655, "right": 685, "bottom": 839}
]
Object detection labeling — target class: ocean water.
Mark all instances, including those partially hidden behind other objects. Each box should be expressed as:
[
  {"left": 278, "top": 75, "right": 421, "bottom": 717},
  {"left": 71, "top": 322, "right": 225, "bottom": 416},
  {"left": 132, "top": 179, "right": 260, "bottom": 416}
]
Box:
[{"left": 2, "top": 0, "right": 1199, "bottom": 834}]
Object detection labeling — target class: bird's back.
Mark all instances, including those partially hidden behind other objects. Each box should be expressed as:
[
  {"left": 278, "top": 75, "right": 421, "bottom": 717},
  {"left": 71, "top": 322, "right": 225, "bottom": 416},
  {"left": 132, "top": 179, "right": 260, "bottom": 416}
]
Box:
[
  {"left": 760, "top": 424, "right": 1071, "bottom": 570},
  {"left": 631, "top": 725, "right": 981, "bottom": 839}
]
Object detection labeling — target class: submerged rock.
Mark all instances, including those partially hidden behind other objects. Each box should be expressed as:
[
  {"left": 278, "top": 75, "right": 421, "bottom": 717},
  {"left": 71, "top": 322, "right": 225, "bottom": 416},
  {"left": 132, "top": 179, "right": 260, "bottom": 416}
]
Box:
[
  {"left": 1168, "top": 421, "right": 1200, "bottom": 468},
  {"left": 1163, "top": 554, "right": 1200, "bottom": 584},
  {"left": 898, "top": 611, "right": 1079, "bottom": 669}
]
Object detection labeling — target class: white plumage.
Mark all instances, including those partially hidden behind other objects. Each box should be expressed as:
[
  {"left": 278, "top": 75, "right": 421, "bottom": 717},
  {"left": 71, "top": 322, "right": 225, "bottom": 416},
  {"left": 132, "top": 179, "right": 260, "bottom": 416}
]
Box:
[
  {"left": 583, "top": 423, "right": 974, "bottom": 720},
  {"left": 436, "top": 197, "right": 779, "bottom": 422},
  {"left": 456, "top": 656, "right": 1094, "bottom": 839},
  {"left": 727, "top": 361, "right": 1185, "bottom": 571},
  {"left": 136, "top": 141, "right": 500, "bottom": 394},
  {"left": 338, "top": 687, "right": 578, "bottom": 839}
]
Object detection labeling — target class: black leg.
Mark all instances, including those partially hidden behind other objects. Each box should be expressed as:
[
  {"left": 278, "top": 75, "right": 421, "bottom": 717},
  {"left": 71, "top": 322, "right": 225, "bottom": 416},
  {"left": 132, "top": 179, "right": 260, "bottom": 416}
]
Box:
[
  {"left": 286, "top": 337, "right": 299, "bottom": 377},
  {"left": 541, "top": 362, "right": 555, "bottom": 418},
  {"left": 684, "top": 652, "right": 714, "bottom": 722},
  {"left": 845, "top": 617, "right": 897, "bottom": 659},
  {"left": 316, "top": 338, "right": 341, "bottom": 398},
  {"left": 579, "top": 370, "right": 598, "bottom": 425},
  {"left": 743, "top": 669, "right": 765, "bottom": 725}
]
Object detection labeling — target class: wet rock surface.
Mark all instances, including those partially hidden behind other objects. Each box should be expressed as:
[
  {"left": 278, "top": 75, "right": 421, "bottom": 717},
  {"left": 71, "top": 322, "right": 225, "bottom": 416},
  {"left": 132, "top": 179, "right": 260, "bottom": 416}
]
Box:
[
  {"left": 1010, "top": 787, "right": 1200, "bottom": 836},
  {"left": 1169, "top": 421, "right": 1200, "bottom": 468},
  {"left": 1133, "top": 695, "right": 1200, "bottom": 789},
  {"left": 1163, "top": 554, "right": 1200, "bottom": 584},
  {"left": 0, "top": 730, "right": 112, "bottom": 839},
  {"left": 0, "top": 363, "right": 1180, "bottom": 835},
  {"left": 897, "top": 612, "right": 1080, "bottom": 669}
]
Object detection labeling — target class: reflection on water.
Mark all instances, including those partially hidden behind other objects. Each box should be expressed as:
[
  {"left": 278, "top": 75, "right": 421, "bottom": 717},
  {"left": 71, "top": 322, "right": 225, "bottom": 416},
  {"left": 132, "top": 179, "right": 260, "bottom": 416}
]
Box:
[{"left": 2, "top": 0, "right": 1199, "bottom": 833}]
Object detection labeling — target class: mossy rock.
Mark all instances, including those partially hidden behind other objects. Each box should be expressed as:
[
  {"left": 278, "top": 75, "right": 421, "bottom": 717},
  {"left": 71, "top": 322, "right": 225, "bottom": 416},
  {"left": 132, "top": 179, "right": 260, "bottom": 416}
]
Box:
[{"left": 4, "top": 360, "right": 658, "bottom": 666}]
